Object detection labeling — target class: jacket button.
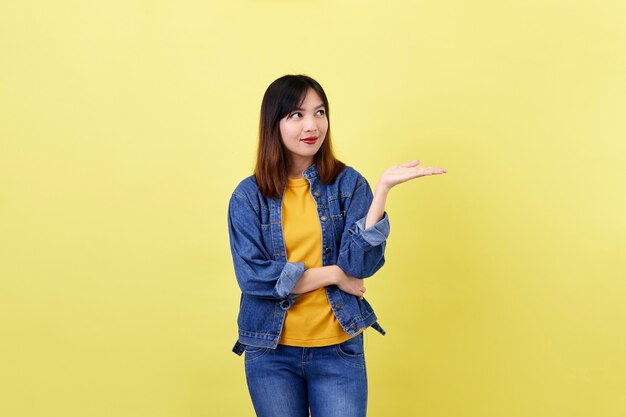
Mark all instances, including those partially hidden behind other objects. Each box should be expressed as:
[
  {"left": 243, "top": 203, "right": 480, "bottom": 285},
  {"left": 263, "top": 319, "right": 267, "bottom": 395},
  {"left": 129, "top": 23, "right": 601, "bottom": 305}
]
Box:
[
  {"left": 334, "top": 304, "right": 342, "bottom": 311},
  {"left": 313, "top": 191, "right": 320, "bottom": 197},
  {"left": 325, "top": 247, "right": 331, "bottom": 254},
  {"left": 320, "top": 215, "right": 328, "bottom": 222},
  {"left": 279, "top": 300, "right": 291, "bottom": 310},
  {"left": 350, "top": 324, "right": 356, "bottom": 331}
]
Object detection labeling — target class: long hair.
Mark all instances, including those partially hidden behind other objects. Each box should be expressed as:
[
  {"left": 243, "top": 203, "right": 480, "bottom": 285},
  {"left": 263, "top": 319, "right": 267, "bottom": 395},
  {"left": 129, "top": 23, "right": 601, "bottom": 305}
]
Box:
[{"left": 254, "top": 75, "right": 345, "bottom": 198}]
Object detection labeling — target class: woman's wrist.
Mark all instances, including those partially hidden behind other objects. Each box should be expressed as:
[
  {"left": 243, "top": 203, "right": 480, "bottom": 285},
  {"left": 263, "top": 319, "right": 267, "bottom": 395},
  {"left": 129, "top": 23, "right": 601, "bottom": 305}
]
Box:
[
  {"left": 365, "top": 184, "right": 390, "bottom": 229},
  {"left": 329, "top": 265, "right": 345, "bottom": 286},
  {"left": 375, "top": 181, "right": 391, "bottom": 196}
]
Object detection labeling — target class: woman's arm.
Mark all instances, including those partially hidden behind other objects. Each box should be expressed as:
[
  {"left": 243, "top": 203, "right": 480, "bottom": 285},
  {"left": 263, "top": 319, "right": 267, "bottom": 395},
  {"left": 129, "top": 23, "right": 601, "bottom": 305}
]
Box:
[
  {"left": 291, "top": 265, "right": 366, "bottom": 297},
  {"left": 336, "top": 160, "right": 446, "bottom": 278},
  {"left": 228, "top": 192, "right": 305, "bottom": 300}
]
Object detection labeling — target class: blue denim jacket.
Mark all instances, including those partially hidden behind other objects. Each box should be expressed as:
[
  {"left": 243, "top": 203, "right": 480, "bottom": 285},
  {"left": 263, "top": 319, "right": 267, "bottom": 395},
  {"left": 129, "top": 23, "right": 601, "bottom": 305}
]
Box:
[{"left": 228, "top": 165, "right": 389, "bottom": 355}]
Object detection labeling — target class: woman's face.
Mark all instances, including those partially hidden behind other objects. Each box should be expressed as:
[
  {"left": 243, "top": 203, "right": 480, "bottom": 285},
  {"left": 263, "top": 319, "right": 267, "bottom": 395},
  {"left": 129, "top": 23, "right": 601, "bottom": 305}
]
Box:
[{"left": 279, "top": 88, "right": 328, "bottom": 167}]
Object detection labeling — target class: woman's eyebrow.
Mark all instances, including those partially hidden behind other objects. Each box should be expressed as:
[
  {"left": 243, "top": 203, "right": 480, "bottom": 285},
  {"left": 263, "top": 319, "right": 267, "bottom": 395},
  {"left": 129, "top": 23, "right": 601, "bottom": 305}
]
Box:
[{"left": 293, "top": 103, "right": 325, "bottom": 111}]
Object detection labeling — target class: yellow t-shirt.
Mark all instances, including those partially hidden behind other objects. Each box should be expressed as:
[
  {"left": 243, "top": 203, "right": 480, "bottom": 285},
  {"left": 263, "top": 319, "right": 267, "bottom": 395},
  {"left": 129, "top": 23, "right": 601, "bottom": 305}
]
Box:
[{"left": 279, "top": 177, "right": 352, "bottom": 347}]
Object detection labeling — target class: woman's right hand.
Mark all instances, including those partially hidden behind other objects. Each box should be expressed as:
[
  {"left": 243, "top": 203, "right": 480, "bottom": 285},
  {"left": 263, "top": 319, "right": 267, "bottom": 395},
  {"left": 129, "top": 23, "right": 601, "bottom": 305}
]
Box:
[{"left": 332, "top": 266, "right": 366, "bottom": 299}]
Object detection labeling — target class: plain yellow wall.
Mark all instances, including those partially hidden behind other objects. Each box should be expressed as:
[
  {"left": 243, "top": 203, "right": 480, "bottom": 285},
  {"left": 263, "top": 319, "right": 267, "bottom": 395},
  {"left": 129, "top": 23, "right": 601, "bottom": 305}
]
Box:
[{"left": 1, "top": 1, "right": 625, "bottom": 416}]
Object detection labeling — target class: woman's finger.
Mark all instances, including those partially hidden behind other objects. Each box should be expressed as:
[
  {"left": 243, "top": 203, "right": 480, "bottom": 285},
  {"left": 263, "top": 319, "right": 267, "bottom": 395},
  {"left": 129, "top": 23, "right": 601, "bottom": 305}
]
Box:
[
  {"left": 416, "top": 167, "right": 447, "bottom": 176},
  {"left": 399, "top": 160, "right": 420, "bottom": 168}
]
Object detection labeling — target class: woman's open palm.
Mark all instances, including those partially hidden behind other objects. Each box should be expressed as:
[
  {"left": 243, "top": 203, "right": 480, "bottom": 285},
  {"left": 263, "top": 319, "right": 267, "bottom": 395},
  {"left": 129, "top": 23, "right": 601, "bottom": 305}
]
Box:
[{"left": 378, "top": 160, "right": 446, "bottom": 191}]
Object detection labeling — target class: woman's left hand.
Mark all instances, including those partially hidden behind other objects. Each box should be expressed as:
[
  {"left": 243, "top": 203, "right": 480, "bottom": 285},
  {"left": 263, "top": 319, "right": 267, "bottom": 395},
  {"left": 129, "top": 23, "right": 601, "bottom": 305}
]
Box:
[
  {"left": 377, "top": 160, "right": 446, "bottom": 192},
  {"left": 364, "top": 159, "right": 446, "bottom": 228}
]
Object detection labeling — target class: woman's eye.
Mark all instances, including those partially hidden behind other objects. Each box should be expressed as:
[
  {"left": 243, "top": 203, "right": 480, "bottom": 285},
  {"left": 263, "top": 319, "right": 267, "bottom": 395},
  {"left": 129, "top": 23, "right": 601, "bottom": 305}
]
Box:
[
  {"left": 289, "top": 112, "right": 302, "bottom": 119},
  {"left": 316, "top": 109, "right": 326, "bottom": 116}
]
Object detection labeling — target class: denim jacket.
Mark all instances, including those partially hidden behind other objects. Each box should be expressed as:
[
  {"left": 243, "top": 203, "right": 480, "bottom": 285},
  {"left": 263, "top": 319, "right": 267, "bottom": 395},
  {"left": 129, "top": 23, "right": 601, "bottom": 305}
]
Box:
[{"left": 228, "top": 165, "right": 389, "bottom": 355}]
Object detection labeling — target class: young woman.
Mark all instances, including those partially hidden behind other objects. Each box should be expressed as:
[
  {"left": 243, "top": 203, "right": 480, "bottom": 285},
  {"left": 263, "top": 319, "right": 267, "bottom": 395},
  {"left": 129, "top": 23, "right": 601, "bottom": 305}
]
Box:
[{"left": 228, "top": 74, "right": 446, "bottom": 417}]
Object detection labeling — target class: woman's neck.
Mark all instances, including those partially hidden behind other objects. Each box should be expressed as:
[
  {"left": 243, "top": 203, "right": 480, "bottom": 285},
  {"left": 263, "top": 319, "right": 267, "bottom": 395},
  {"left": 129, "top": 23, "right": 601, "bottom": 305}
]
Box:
[{"left": 287, "top": 156, "right": 314, "bottom": 179}]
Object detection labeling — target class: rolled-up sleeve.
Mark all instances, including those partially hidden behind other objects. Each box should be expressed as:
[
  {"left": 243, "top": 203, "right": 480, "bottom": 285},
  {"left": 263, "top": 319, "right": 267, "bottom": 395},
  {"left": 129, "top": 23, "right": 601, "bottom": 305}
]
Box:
[
  {"left": 274, "top": 262, "right": 305, "bottom": 298},
  {"left": 353, "top": 213, "right": 390, "bottom": 249}
]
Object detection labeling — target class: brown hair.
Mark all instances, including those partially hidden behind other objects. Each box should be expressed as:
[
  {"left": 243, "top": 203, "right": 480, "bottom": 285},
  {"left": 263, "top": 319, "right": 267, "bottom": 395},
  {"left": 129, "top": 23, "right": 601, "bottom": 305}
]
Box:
[{"left": 254, "top": 75, "right": 345, "bottom": 198}]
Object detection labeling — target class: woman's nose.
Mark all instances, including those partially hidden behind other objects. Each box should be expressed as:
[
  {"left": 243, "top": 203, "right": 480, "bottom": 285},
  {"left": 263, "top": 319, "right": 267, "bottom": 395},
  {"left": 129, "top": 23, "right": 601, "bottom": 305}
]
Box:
[{"left": 304, "top": 116, "right": 318, "bottom": 132}]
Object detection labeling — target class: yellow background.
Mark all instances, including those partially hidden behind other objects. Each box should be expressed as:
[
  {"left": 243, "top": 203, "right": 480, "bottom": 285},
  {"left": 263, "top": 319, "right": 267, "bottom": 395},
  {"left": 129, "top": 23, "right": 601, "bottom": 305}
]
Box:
[{"left": 1, "top": 0, "right": 625, "bottom": 416}]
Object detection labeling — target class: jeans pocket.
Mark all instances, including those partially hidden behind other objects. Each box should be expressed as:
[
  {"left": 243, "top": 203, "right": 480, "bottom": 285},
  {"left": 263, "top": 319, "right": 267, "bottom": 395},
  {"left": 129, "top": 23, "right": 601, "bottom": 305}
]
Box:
[
  {"left": 244, "top": 345, "right": 270, "bottom": 362},
  {"left": 335, "top": 333, "right": 366, "bottom": 369}
]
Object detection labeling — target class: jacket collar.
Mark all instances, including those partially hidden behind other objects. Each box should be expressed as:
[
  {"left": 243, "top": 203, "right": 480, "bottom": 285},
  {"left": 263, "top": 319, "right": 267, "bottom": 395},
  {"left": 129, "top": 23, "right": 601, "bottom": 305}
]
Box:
[{"left": 302, "top": 164, "right": 319, "bottom": 180}]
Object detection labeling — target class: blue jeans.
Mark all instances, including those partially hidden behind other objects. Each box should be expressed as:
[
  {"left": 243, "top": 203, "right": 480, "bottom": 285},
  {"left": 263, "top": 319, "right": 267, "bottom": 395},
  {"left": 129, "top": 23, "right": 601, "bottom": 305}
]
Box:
[{"left": 244, "top": 333, "right": 368, "bottom": 417}]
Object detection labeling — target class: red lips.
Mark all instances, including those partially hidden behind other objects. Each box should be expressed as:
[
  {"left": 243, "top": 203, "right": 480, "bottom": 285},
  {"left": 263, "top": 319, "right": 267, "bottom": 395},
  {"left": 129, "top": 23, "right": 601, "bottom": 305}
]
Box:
[{"left": 301, "top": 136, "right": 318, "bottom": 144}]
